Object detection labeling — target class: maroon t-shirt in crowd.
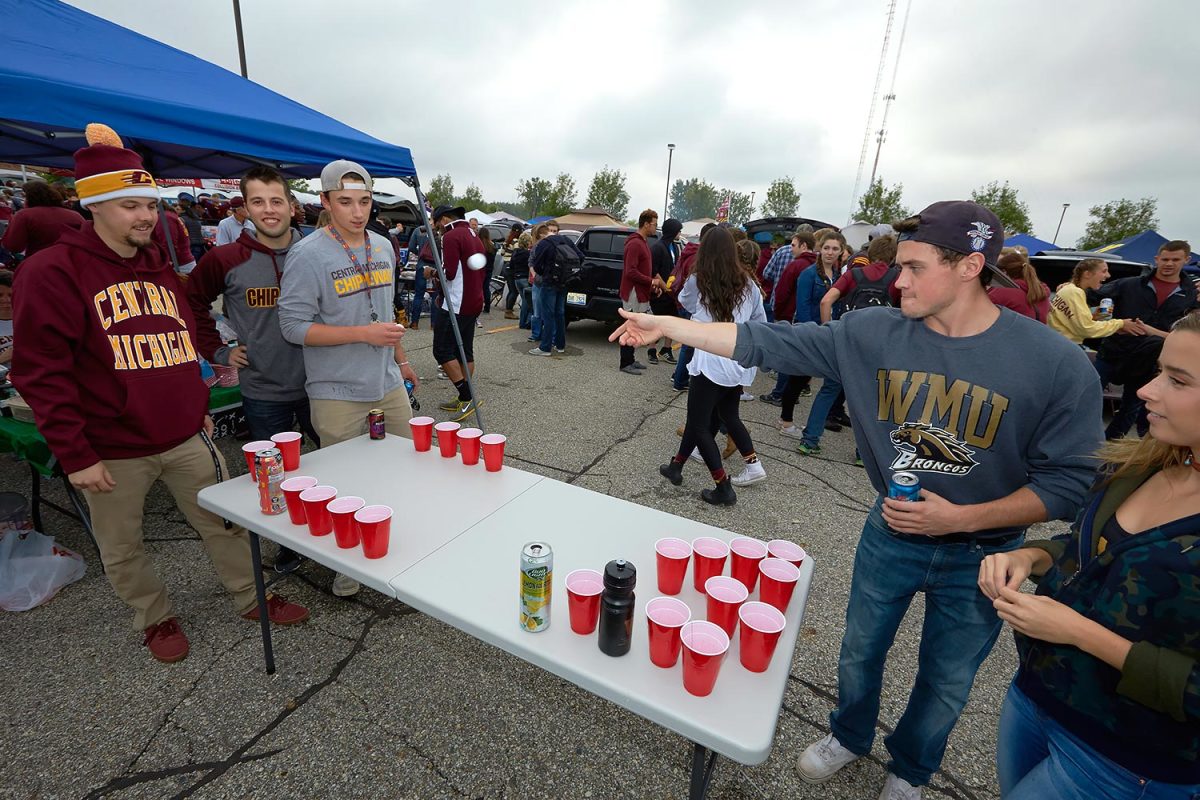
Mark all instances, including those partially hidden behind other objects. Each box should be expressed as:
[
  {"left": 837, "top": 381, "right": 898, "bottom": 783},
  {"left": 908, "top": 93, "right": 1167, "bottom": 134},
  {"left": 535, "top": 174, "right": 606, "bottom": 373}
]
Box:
[
  {"left": 832, "top": 260, "right": 901, "bottom": 305},
  {"left": 1, "top": 205, "right": 85, "bottom": 257}
]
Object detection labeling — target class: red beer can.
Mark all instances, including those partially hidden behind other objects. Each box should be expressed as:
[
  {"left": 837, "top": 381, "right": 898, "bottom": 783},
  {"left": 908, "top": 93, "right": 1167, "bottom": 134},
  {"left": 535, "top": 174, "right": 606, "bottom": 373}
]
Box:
[
  {"left": 368, "top": 408, "right": 385, "bottom": 440},
  {"left": 255, "top": 448, "right": 286, "bottom": 515}
]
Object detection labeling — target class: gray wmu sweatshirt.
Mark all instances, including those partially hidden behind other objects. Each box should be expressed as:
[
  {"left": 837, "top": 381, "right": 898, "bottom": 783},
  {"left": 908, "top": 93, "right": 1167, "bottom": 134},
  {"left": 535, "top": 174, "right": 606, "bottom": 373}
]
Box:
[{"left": 733, "top": 307, "right": 1103, "bottom": 535}]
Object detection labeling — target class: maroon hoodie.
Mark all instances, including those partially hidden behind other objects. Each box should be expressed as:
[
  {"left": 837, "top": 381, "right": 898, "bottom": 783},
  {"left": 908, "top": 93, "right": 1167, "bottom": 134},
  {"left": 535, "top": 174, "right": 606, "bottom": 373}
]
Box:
[
  {"left": 671, "top": 241, "right": 700, "bottom": 311},
  {"left": 13, "top": 223, "right": 208, "bottom": 473},
  {"left": 771, "top": 251, "right": 818, "bottom": 323},
  {"left": 620, "top": 231, "right": 654, "bottom": 303}
]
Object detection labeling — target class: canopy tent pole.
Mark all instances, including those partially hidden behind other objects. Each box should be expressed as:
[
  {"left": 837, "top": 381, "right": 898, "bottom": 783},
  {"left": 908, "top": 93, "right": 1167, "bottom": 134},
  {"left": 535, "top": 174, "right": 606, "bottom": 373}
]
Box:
[{"left": 404, "top": 176, "right": 485, "bottom": 433}]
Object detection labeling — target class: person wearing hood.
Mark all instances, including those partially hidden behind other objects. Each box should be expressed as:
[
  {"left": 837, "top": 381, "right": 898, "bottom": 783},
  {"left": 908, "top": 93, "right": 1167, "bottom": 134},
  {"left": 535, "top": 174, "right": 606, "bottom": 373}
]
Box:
[
  {"left": 13, "top": 125, "right": 309, "bottom": 665},
  {"left": 186, "top": 166, "right": 318, "bottom": 576},
  {"left": 649, "top": 217, "right": 684, "bottom": 364}
]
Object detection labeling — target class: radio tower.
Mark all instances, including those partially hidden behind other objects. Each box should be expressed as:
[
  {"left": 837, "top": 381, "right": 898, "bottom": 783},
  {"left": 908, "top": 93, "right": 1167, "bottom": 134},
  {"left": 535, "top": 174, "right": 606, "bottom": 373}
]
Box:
[
  {"left": 848, "top": 0, "right": 898, "bottom": 221},
  {"left": 868, "top": 0, "right": 913, "bottom": 188}
]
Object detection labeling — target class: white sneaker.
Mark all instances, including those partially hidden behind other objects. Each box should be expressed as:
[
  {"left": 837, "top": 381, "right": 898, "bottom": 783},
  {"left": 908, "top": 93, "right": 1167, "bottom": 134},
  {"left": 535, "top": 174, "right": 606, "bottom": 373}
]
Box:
[
  {"left": 740, "top": 391, "right": 754, "bottom": 401},
  {"left": 332, "top": 573, "right": 360, "bottom": 597},
  {"left": 731, "top": 460, "right": 767, "bottom": 486},
  {"left": 528, "top": 347, "right": 552, "bottom": 356},
  {"left": 779, "top": 424, "right": 804, "bottom": 439},
  {"left": 878, "top": 773, "right": 922, "bottom": 800},
  {"left": 797, "top": 733, "right": 860, "bottom": 784},
  {"left": 688, "top": 448, "right": 704, "bottom": 463}
]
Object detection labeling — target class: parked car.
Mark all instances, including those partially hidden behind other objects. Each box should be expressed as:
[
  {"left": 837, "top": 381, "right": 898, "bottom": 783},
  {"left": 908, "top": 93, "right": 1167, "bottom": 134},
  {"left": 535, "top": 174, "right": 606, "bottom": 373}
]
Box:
[
  {"left": 743, "top": 216, "right": 840, "bottom": 246},
  {"left": 1028, "top": 249, "right": 1149, "bottom": 291},
  {"left": 563, "top": 226, "right": 660, "bottom": 324}
]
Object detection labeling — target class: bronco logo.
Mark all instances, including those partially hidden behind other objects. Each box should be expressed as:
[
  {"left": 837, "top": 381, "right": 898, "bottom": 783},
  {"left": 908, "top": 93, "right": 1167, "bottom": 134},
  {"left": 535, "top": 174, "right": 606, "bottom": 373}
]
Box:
[{"left": 889, "top": 422, "right": 979, "bottom": 476}]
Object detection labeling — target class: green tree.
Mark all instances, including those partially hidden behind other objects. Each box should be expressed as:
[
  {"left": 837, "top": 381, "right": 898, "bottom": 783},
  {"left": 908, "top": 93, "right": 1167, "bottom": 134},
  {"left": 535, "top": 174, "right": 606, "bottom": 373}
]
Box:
[
  {"left": 854, "top": 177, "right": 910, "bottom": 224},
  {"left": 721, "top": 190, "right": 755, "bottom": 225},
  {"left": 458, "top": 183, "right": 485, "bottom": 209},
  {"left": 585, "top": 166, "right": 630, "bottom": 220},
  {"left": 515, "top": 176, "right": 553, "bottom": 217},
  {"left": 1077, "top": 197, "right": 1160, "bottom": 250},
  {"left": 285, "top": 178, "right": 313, "bottom": 195},
  {"left": 668, "top": 177, "right": 719, "bottom": 221},
  {"left": 425, "top": 173, "right": 455, "bottom": 208},
  {"left": 544, "top": 172, "right": 577, "bottom": 217},
  {"left": 761, "top": 177, "right": 801, "bottom": 217},
  {"left": 970, "top": 180, "right": 1034, "bottom": 235}
]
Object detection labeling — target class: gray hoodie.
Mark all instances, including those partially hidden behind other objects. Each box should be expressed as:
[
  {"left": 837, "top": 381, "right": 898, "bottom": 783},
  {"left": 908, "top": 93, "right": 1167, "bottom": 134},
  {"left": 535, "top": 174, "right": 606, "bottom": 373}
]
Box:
[{"left": 277, "top": 229, "right": 401, "bottom": 402}]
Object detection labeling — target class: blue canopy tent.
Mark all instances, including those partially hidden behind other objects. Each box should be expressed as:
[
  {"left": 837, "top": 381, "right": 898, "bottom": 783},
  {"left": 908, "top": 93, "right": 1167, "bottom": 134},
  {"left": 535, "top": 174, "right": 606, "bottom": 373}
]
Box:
[
  {"left": 1095, "top": 230, "right": 1199, "bottom": 267},
  {"left": 1003, "top": 233, "right": 1058, "bottom": 255},
  {"left": 0, "top": 0, "right": 487, "bottom": 427}
]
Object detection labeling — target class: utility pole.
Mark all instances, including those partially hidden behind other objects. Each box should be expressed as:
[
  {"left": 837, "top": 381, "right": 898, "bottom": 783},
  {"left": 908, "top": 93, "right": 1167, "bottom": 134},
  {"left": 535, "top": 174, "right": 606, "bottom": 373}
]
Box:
[
  {"left": 233, "top": 0, "right": 248, "bottom": 78},
  {"left": 663, "top": 144, "right": 675, "bottom": 220},
  {"left": 1053, "top": 203, "right": 1070, "bottom": 246}
]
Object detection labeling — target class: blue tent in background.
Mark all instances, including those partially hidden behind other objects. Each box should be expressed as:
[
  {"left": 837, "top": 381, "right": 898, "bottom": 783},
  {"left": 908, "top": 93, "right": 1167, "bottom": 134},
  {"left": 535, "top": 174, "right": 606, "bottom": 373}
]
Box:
[
  {"left": 0, "top": 0, "right": 415, "bottom": 179},
  {"left": 1095, "top": 230, "right": 1199, "bottom": 266},
  {"left": 1004, "top": 233, "right": 1058, "bottom": 255},
  {"left": 526, "top": 216, "right": 555, "bottom": 226}
]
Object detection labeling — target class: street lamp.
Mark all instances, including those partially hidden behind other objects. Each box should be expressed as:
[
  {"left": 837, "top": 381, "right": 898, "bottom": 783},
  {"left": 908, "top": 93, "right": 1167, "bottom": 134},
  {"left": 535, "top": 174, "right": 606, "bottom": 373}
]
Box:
[
  {"left": 1053, "top": 203, "right": 1070, "bottom": 246},
  {"left": 663, "top": 144, "right": 675, "bottom": 221},
  {"left": 749, "top": 190, "right": 756, "bottom": 219}
]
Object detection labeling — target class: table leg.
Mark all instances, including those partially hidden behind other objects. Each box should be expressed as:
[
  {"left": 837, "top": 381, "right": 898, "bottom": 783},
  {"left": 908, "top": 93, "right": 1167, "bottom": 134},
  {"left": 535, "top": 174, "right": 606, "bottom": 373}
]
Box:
[
  {"left": 29, "top": 463, "right": 44, "bottom": 532},
  {"left": 247, "top": 531, "right": 276, "bottom": 674},
  {"left": 688, "top": 742, "right": 718, "bottom": 800}
]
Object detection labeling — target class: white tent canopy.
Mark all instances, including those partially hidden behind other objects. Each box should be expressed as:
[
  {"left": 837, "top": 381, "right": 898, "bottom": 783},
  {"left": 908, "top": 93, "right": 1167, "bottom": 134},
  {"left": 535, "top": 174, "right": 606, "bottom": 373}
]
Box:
[
  {"left": 463, "top": 209, "right": 494, "bottom": 224},
  {"left": 681, "top": 217, "right": 718, "bottom": 239}
]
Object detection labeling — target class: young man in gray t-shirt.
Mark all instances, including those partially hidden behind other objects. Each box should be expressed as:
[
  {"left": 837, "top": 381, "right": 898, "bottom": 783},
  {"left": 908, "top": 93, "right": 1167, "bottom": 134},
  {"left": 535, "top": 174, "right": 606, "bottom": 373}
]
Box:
[{"left": 610, "top": 201, "right": 1103, "bottom": 800}]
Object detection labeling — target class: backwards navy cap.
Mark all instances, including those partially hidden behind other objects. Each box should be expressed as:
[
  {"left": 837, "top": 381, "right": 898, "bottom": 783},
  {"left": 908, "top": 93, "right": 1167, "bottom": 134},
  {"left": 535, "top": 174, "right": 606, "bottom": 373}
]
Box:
[{"left": 897, "top": 200, "right": 1015, "bottom": 287}]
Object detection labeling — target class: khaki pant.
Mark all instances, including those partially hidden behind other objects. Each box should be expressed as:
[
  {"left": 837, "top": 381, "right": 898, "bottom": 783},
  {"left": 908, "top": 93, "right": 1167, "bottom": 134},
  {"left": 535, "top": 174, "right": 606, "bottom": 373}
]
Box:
[
  {"left": 84, "top": 433, "right": 258, "bottom": 631},
  {"left": 310, "top": 384, "right": 413, "bottom": 447}
]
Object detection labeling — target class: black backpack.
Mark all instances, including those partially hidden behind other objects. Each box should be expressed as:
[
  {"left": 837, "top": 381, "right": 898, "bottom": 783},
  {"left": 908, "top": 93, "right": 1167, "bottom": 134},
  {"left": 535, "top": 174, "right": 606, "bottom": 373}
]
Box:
[
  {"left": 544, "top": 239, "right": 581, "bottom": 287},
  {"left": 846, "top": 265, "right": 899, "bottom": 310}
]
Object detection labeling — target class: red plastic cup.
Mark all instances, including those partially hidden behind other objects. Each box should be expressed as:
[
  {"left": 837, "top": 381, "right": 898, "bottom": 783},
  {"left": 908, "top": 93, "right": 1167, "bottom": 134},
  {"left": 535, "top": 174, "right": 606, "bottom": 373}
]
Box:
[
  {"left": 481, "top": 433, "right": 507, "bottom": 472},
  {"left": 729, "top": 537, "right": 768, "bottom": 593},
  {"left": 435, "top": 421, "right": 460, "bottom": 458},
  {"left": 739, "top": 601, "right": 787, "bottom": 673},
  {"left": 458, "top": 427, "right": 483, "bottom": 466},
  {"left": 270, "top": 431, "right": 303, "bottom": 471},
  {"left": 646, "top": 596, "right": 691, "bottom": 668},
  {"left": 355, "top": 504, "right": 393, "bottom": 559},
  {"left": 691, "top": 537, "right": 730, "bottom": 593},
  {"left": 680, "top": 620, "right": 730, "bottom": 697},
  {"left": 409, "top": 416, "right": 435, "bottom": 451},
  {"left": 654, "top": 537, "right": 692, "bottom": 595},
  {"left": 767, "top": 539, "right": 807, "bottom": 567},
  {"left": 299, "top": 485, "right": 337, "bottom": 536},
  {"left": 565, "top": 569, "right": 604, "bottom": 635},
  {"left": 758, "top": 557, "right": 801, "bottom": 613},
  {"left": 241, "top": 440, "right": 273, "bottom": 482},
  {"left": 328, "top": 496, "right": 365, "bottom": 549},
  {"left": 704, "top": 575, "right": 749, "bottom": 638},
  {"left": 280, "top": 476, "right": 318, "bottom": 525}
]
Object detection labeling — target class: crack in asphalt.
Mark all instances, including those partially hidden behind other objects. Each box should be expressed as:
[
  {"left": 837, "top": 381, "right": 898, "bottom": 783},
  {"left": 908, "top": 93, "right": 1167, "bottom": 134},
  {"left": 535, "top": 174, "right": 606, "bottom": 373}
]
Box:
[
  {"left": 81, "top": 749, "right": 281, "bottom": 798},
  {"left": 566, "top": 394, "right": 686, "bottom": 485}
]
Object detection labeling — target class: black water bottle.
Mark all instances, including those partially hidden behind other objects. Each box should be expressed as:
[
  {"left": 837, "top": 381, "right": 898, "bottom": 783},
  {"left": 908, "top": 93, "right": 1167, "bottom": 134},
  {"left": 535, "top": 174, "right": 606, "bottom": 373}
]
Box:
[{"left": 597, "top": 559, "right": 637, "bottom": 657}]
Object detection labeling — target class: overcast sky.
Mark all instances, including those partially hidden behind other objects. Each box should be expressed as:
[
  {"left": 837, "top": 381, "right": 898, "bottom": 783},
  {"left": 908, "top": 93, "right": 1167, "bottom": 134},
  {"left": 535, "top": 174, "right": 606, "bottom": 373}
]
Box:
[{"left": 65, "top": 0, "right": 1198, "bottom": 246}]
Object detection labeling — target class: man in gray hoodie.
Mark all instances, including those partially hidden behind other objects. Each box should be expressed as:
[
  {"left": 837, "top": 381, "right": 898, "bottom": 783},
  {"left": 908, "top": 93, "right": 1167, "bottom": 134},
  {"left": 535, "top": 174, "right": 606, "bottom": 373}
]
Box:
[{"left": 610, "top": 201, "right": 1103, "bottom": 800}]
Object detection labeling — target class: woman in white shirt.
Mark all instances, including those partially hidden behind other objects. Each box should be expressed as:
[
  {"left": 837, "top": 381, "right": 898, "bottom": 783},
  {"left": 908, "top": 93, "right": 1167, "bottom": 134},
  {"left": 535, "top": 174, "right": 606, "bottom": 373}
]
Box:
[{"left": 659, "top": 227, "right": 767, "bottom": 505}]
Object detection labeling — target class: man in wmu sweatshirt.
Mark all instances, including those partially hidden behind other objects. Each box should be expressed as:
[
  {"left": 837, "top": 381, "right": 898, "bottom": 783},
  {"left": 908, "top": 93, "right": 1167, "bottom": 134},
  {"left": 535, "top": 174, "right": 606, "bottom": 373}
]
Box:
[
  {"left": 13, "top": 125, "right": 308, "bottom": 665},
  {"left": 611, "top": 201, "right": 1103, "bottom": 800}
]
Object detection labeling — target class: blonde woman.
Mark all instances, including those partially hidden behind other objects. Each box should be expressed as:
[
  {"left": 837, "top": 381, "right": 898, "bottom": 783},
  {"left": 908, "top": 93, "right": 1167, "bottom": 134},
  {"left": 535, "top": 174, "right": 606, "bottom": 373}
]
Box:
[{"left": 1048, "top": 258, "right": 1142, "bottom": 344}]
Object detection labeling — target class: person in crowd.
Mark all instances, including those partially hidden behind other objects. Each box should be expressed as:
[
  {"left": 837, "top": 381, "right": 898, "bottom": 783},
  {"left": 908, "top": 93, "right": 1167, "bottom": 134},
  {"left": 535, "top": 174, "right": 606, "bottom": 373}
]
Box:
[
  {"left": 176, "top": 192, "right": 208, "bottom": 263},
  {"left": 214, "top": 196, "right": 255, "bottom": 245},
  {"left": 658, "top": 226, "right": 767, "bottom": 502},
  {"left": 468, "top": 217, "right": 479, "bottom": 233},
  {"left": 760, "top": 232, "right": 818, "bottom": 406},
  {"left": 735, "top": 238, "right": 763, "bottom": 401},
  {"left": 290, "top": 195, "right": 306, "bottom": 229},
  {"left": 618, "top": 209, "right": 658, "bottom": 375},
  {"left": 0, "top": 193, "right": 13, "bottom": 223},
  {"left": 981, "top": 311, "right": 1200, "bottom": 800},
  {"left": 478, "top": 226, "right": 495, "bottom": 317},
  {"left": 1094, "top": 241, "right": 1197, "bottom": 440},
  {"left": 0, "top": 179, "right": 84, "bottom": 259},
  {"left": 649, "top": 218, "right": 684, "bottom": 364},
  {"left": 529, "top": 225, "right": 583, "bottom": 357},
  {"left": 0, "top": 270, "right": 13, "bottom": 365},
  {"left": 3, "top": 185, "right": 22, "bottom": 211},
  {"left": 405, "top": 223, "right": 431, "bottom": 329},
  {"left": 526, "top": 223, "right": 549, "bottom": 343},
  {"left": 314, "top": 209, "right": 331, "bottom": 229},
  {"left": 278, "top": 160, "right": 418, "bottom": 596},
  {"left": 510, "top": 231, "right": 533, "bottom": 329},
  {"left": 186, "top": 166, "right": 317, "bottom": 578},
  {"left": 502, "top": 223, "right": 524, "bottom": 320},
  {"left": 13, "top": 125, "right": 309, "bottom": 663},
  {"left": 1047, "top": 258, "right": 1141, "bottom": 345},
  {"left": 428, "top": 204, "right": 486, "bottom": 421},
  {"left": 775, "top": 233, "right": 828, "bottom": 438},
  {"left": 987, "top": 251, "right": 1050, "bottom": 321},
  {"left": 613, "top": 200, "right": 1103, "bottom": 800},
  {"left": 760, "top": 226, "right": 807, "bottom": 319},
  {"left": 669, "top": 222, "right": 712, "bottom": 391},
  {"left": 151, "top": 203, "right": 197, "bottom": 275}
]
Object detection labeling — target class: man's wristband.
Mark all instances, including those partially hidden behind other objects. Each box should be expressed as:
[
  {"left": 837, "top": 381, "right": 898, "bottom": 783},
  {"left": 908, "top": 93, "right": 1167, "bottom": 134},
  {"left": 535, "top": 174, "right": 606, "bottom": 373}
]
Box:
[{"left": 397, "top": 360, "right": 410, "bottom": 366}]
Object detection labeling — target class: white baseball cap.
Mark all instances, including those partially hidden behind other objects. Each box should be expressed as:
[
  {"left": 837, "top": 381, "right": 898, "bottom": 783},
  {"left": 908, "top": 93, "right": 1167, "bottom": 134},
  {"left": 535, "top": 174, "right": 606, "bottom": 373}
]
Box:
[{"left": 320, "top": 159, "right": 373, "bottom": 192}]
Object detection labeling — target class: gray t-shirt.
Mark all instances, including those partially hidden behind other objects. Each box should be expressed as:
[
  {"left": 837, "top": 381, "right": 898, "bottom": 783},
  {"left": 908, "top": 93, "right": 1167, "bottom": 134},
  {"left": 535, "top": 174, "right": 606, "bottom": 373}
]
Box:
[
  {"left": 277, "top": 229, "right": 400, "bottom": 402},
  {"left": 733, "top": 307, "right": 1103, "bottom": 534}
]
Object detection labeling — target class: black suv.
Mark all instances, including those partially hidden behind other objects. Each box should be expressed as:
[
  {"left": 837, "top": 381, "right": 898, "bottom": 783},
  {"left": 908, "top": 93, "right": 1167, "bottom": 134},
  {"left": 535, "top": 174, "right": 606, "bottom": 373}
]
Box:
[
  {"left": 563, "top": 226, "right": 660, "bottom": 324},
  {"left": 744, "top": 216, "right": 840, "bottom": 244}
]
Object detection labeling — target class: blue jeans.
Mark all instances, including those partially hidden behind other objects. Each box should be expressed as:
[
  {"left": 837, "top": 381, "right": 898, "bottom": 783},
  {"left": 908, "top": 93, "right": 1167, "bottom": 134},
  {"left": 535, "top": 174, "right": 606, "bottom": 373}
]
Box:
[
  {"left": 830, "top": 505, "right": 1022, "bottom": 787},
  {"left": 409, "top": 264, "right": 428, "bottom": 326},
  {"left": 538, "top": 285, "right": 566, "bottom": 352},
  {"left": 530, "top": 283, "right": 543, "bottom": 340},
  {"left": 241, "top": 395, "right": 320, "bottom": 447},
  {"left": 801, "top": 377, "right": 842, "bottom": 447},
  {"left": 672, "top": 309, "right": 693, "bottom": 389},
  {"left": 998, "top": 682, "right": 1200, "bottom": 799}
]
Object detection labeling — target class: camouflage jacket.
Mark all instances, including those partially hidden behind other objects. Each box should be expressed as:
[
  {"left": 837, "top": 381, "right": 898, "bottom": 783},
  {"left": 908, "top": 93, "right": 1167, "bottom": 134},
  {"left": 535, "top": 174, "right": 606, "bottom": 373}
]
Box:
[{"left": 1014, "top": 467, "right": 1200, "bottom": 781}]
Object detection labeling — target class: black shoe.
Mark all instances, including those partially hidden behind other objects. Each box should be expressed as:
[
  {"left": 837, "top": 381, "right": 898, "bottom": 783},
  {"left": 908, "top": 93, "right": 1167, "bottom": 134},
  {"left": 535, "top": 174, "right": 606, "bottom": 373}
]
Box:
[
  {"left": 758, "top": 393, "right": 783, "bottom": 407},
  {"left": 832, "top": 414, "right": 853, "bottom": 428},
  {"left": 660, "top": 348, "right": 676, "bottom": 364},
  {"left": 274, "top": 546, "right": 303, "bottom": 574},
  {"left": 659, "top": 461, "right": 684, "bottom": 486},
  {"left": 701, "top": 478, "right": 737, "bottom": 506},
  {"left": 647, "top": 349, "right": 659, "bottom": 365},
  {"left": 631, "top": 361, "right": 648, "bottom": 370},
  {"left": 824, "top": 420, "right": 843, "bottom": 432}
]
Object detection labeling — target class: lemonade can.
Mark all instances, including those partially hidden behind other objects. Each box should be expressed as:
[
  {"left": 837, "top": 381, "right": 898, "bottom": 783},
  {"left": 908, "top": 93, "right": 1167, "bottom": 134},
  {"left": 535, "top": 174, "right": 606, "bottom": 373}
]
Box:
[{"left": 520, "top": 541, "right": 553, "bottom": 632}]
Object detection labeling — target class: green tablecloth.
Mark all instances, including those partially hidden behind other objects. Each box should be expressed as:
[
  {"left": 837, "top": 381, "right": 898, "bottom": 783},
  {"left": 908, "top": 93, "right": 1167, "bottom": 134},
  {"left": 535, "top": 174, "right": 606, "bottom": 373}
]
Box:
[{"left": 0, "top": 385, "right": 243, "bottom": 476}]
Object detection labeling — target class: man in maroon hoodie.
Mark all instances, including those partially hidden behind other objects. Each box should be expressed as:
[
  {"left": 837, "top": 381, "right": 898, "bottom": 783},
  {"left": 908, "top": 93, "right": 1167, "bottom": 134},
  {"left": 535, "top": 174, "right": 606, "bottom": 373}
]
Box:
[
  {"left": 12, "top": 125, "right": 307, "bottom": 664},
  {"left": 430, "top": 204, "right": 486, "bottom": 421},
  {"left": 618, "top": 208, "right": 658, "bottom": 374}
]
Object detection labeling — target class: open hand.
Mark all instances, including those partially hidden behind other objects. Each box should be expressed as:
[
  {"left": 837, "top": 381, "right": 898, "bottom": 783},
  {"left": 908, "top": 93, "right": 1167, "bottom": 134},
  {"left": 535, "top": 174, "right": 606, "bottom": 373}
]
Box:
[{"left": 608, "top": 308, "right": 667, "bottom": 348}]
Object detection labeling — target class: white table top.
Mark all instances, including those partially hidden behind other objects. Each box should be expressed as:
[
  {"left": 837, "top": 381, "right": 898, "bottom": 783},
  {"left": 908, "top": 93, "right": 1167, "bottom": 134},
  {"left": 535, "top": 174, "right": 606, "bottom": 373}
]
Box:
[
  {"left": 197, "top": 434, "right": 545, "bottom": 595},
  {"left": 388, "top": 478, "right": 813, "bottom": 766}
]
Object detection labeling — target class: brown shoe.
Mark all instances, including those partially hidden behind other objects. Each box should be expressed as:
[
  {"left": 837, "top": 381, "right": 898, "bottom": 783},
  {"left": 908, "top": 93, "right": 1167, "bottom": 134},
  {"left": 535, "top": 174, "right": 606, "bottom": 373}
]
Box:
[
  {"left": 676, "top": 425, "right": 685, "bottom": 438},
  {"left": 242, "top": 593, "right": 310, "bottom": 626},
  {"left": 143, "top": 617, "right": 189, "bottom": 663},
  {"left": 504, "top": 310, "right": 518, "bottom": 320},
  {"left": 722, "top": 436, "right": 738, "bottom": 459}
]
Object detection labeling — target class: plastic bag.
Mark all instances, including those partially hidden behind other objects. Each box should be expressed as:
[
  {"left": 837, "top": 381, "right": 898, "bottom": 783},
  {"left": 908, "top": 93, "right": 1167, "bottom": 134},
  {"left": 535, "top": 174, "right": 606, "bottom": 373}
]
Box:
[{"left": 0, "top": 528, "right": 87, "bottom": 611}]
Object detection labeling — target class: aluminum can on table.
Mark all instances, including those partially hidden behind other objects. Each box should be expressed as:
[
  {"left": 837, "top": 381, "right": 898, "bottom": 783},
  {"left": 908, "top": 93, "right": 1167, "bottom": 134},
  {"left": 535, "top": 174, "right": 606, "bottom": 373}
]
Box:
[
  {"left": 888, "top": 471, "right": 922, "bottom": 502},
  {"left": 520, "top": 541, "right": 553, "bottom": 632},
  {"left": 255, "top": 447, "right": 286, "bottom": 515},
  {"left": 368, "top": 408, "right": 385, "bottom": 440}
]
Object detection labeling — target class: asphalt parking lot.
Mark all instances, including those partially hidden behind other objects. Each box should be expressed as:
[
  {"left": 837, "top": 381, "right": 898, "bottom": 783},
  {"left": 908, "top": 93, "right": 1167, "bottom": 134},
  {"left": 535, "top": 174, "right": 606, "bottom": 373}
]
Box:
[{"left": 0, "top": 311, "right": 1053, "bottom": 799}]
